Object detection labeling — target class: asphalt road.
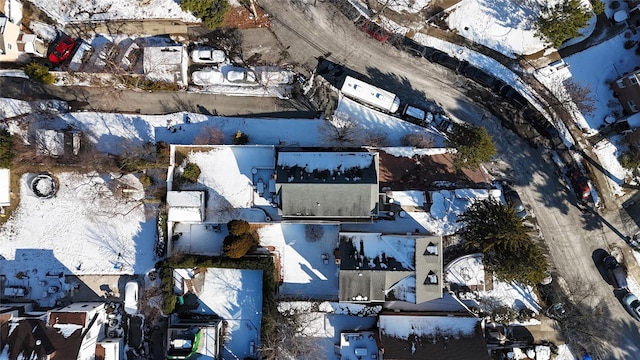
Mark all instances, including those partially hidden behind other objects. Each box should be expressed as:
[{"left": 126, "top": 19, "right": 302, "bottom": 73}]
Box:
[
  {"left": 0, "top": 76, "right": 315, "bottom": 117},
  {"left": 261, "top": 0, "right": 640, "bottom": 357}
]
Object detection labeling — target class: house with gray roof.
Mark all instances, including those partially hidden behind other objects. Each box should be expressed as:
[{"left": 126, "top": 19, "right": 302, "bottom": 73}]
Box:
[
  {"left": 337, "top": 232, "right": 443, "bottom": 304},
  {"left": 275, "top": 150, "right": 379, "bottom": 219}
]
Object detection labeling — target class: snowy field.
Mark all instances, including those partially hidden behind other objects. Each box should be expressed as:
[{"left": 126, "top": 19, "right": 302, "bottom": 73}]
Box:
[
  {"left": 0, "top": 172, "right": 156, "bottom": 275},
  {"left": 259, "top": 223, "right": 341, "bottom": 299}
]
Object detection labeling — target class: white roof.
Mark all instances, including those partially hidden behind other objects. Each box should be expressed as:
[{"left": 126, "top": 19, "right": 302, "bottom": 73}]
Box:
[
  {"left": 167, "top": 191, "right": 204, "bottom": 222},
  {"left": 0, "top": 169, "right": 9, "bottom": 206}
]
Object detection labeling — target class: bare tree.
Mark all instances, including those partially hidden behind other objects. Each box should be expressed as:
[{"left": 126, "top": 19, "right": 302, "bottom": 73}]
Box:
[
  {"left": 549, "top": 78, "right": 596, "bottom": 115},
  {"left": 261, "top": 310, "right": 326, "bottom": 360},
  {"left": 320, "top": 113, "right": 362, "bottom": 146},
  {"left": 363, "top": 129, "right": 390, "bottom": 147},
  {"left": 193, "top": 126, "right": 225, "bottom": 145}
]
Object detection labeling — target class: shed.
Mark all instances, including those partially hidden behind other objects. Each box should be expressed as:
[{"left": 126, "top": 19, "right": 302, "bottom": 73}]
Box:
[
  {"left": 167, "top": 191, "right": 205, "bottom": 222},
  {"left": 0, "top": 168, "right": 9, "bottom": 207}
]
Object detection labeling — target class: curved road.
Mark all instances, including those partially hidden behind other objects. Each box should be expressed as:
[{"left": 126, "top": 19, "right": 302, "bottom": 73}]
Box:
[{"left": 260, "top": 0, "right": 639, "bottom": 358}]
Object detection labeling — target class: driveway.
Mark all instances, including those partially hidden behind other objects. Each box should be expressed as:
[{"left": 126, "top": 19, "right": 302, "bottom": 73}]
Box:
[{"left": 261, "top": 0, "right": 640, "bottom": 357}]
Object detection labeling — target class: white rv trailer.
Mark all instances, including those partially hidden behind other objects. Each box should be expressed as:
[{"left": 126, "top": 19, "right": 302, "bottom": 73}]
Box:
[{"left": 340, "top": 75, "right": 401, "bottom": 113}]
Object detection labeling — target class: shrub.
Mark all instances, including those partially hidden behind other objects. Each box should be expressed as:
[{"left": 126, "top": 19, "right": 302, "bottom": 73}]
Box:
[
  {"left": 182, "top": 163, "right": 201, "bottom": 182},
  {"left": 233, "top": 130, "right": 249, "bottom": 145},
  {"left": 536, "top": 0, "right": 591, "bottom": 48},
  {"left": 24, "top": 62, "right": 55, "bottom": 84},
  {"left": 0, "top": 129, "right": 13, "bottom": 168},
  {"left": 305, "top": 224, "right": 324, "bottom": 242},
  {"left": 363, "top": 130, "right": 389, "bottom": 147},
  {"left": 180, "top": 0, "right": 229, "bottom": 29},
  {"left": 591, "top": 0, "right": 605, "bottom": 14},
  {"left": 139, "top": 174, "right": 152, "bottom": 188},
  {"left": 227, "top": 219, "right": 250, "bottom": 236},
  {"left": 401, "top": 133, "right": 432, "bottom": 148},
  {"left": 619, "top": 151, "right": 640, "bottom": 169},
  {"left": 224, "top": 232, "right": 258, "bottom": 258}
]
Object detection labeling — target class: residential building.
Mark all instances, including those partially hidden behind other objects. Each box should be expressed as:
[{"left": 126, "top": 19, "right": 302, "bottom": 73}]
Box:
[
  {"left": 337, "top": 233, "right": 443, "bottom": 304},
  {"left": 0, "top": 16, "right": 45, "bottom": 62},
  {"left": 275, "top": 150, "right": 379, "bottom": 220},
  {"left": 611, "top": 69, "right": 640, "bottom": 115},
  {"left": 378, "top": 314, "right": 489, "bottom": 360},
  {"left": 0, "top": 302, "right": 124, "bottom": 360}
]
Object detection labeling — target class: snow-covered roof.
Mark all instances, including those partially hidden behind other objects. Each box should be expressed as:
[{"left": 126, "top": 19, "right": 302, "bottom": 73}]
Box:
[
  {"left": 338, "top": 233, "right": 443, "bottom": 304},
  {"left": 276, "top": 151, "right": 379, "bottom": 219},
  {"left": 339, "top": 331, "right": 380, "bottom": 360},
  {"left": 167, "top": 191, "right": 204, "bottom": 223},
  {"left": 0, "top": 168, "right": 9, "bottom": 206},
  {"left": 378, "top": 315, "right": 489, "bottom": 360}
]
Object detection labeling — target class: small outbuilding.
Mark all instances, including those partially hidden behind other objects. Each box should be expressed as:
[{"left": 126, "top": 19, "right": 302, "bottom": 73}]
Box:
[{"left": 167, "top": 191, "right": 205, "bottom": 223}]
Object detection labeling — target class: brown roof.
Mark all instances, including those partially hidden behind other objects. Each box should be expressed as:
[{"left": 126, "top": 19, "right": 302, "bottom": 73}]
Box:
[
  {"left": 380, "top": 322, "right": 489, "bottom": 360},
  {"left": 4, "top": 318, "right": 83, "bottom": 360},
  {"left": 48, "top": 311, "right": 86, "bottom": 326}
]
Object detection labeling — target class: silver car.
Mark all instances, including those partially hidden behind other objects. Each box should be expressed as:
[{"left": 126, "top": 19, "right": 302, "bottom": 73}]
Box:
[
  {"left": 124, "top": 281, "right": 139, "bottom": 315},
  {"left": 623, "top": 292, "right": 640, "bottom": 321}
]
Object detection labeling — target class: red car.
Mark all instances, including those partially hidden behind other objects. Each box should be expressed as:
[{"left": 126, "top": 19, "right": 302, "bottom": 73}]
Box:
[
  {"left": 567, "top": 167, "right": 591, "bottom": 200},
  {"left": 48, "top": 35, "right": 76, "bottom": 66},
  {"left": 358, "top": 19, "right": 390, "bottom": 42}
]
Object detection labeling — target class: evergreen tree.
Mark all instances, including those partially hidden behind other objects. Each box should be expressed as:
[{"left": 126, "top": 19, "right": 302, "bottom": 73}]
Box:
[
  {"left": 458, "top": 199, "right": 547, "bottom": 285},
  {"left": 227, "top": 219, "right": 251, "bottom": 236},
  {"left": 536, "top": 0, "right": 592, "bottom": 48},
  {"left": 446, "top": 124, "right": 496, "bottom": 170},
  {"left": 180, "top": 0, "right": 229, "bottom": 29},
  {"left": 23, "top": 62, "right": 55, "bottom": 84},
  {"left": 223, "top": 232, "right": 259, "bottom": 258}
]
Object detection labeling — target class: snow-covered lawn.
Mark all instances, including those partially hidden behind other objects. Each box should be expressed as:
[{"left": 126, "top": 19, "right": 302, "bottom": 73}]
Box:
[
  {"left": 187, "top": 268, "right": 262, "bottom": 360},
  {"left": 0, "top": 172, "right": 156, "bottom": 275},
  {"left": 259, "top": 223, "right": 341, "bottom": 299},
  {"left": 445, "top": 0, "right": 596, "bottom": 57},
  {"left": 445, "top": 254, "right": 541, "bottom": 313}
]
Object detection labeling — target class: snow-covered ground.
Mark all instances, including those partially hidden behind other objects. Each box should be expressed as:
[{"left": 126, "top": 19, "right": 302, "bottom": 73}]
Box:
[
  {"left": 259, "top": 223, "right": 341, "bottom": 299},
  {"left": 30, "top": 0, "right": 198, "bottom": 26},
  {"left": 176, "top": 268, "right": 262, "bottom": 359},
  {"left": 0, "top": 173, "right": 156, "bottom": 275},
  {"left": 445, "top": 0, "right": 596, "bottom": 57}
]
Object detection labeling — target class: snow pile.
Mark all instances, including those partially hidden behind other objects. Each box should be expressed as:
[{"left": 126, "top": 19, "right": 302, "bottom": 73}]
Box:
[
  {"left": 0, "top": 172, "right": 155, "bottom": 275},
  {"left": 592, "top": 136, "right": 629, "bottom": 196},
  {"left": 0, "top": 98, "right": 68, "bottom": 120},
  {"left": 389, "top": 190, "right": 425, "bottom": 207}
]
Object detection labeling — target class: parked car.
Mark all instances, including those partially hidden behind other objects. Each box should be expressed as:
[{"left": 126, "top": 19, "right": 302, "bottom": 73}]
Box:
[
  {"left": 603, "top": 255, "right": 628, "bottom": 290},
  {"left": 226, "top": 67, "right": 257, "bottom": 83},
  {"left": 567, "top": 167, "right": 591, "bottom": 201},
  {"left": 191, "top": 47, "right": 226, "bottom": 64},
  {"left": 462, "top": 65, "right": 498, "bottom": 88},
  {"left": 48, "top": 35, "right": 76, "bottom": 66},
  {"left": 430, "top": 51, "right": 465, "bottom": 72},
  {"left": 499, "top": 85, "right": 528, "bottom": 107},
  {"left": 192, "top": 67, "right": 224, "bottom": 86},
  {"left": 623, "top": 292, "right": 640, "bottom": 320},
  {"left": 402, "top": 38, "right": 427, "bottom": 57},
  {"left": 124, "top": 281, "right": 139, "bottom": 315},
  {"left": 503, "top": 187, "right": 527, "bottom": 219},
  {"left": 260, "top": 69, "right": 293, "bottom": 85},
  {"left": 356, "top": 18, "right": 391, "bottom": 42},
  {"left": 433, "top": 113, "right": 455, "bottom": 134}
]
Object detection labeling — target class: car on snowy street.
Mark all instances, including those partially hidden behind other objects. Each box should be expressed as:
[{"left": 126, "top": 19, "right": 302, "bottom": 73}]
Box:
[
  {"left": 623, "top": 292, "right": 640, "bottom": 321},
  {"left": 225, "top": 67, "right": 257, "bottom": 83},
  {"left": 49, "top": 35, "right": 76, "bottom": 66},
  {"left": 503, "top": 187, "right": 527, "bottom": 219},
  {"left": 192, "top": 67, "right": 224, "bottom": 86},
  {"left": 190, "top": 47, "right": 226, "bottom": 64},
  {"left": 567, "top": 167, "right": 591, "bottom": 201}
]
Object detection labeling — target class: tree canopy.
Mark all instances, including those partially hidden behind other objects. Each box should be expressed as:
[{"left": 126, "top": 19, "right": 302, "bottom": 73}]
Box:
[
  {"left": 180, "top": 0, "right": 229, "bottom": 29},
  {"left": 536, "top": 0, "right": 592, "bottom": 48},
  {"left": 446, "top": 124, "right": 496, "bottom": 170},
  {"left": 458, "top": 199, "right": 547, "bottom": 285},
  {"left": 24, "top": 62, "right": 55, "bottom": 84},
  {"left": 224, "top": 219, "right": 259, "bottom": 258}
]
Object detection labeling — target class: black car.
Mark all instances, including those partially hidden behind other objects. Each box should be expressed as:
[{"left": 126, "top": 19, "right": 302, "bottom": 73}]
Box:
[
  {"left": 402, "top": 38, "right": 427, "bottom": 57},
  {"left": 503, "top": 188, "right": 527, "bottom": 219},
  {"left": 430, "top": 51, "right": 465, "bottom": 72},
  {"left": 468, "top": 68, "right": 498, "bottom": 88},
  {"left": 499, "top": 85, "right": 528, "bottom": 107}
]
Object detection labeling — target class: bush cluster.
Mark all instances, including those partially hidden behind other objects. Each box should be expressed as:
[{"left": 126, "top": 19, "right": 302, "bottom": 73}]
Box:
[
  {"left": 233, "top": 130, "right": 249, "bottom": 145},
  {"left": 180, "top": 0, "right": 229, "bottom": 29},
  {"left": 224, "top": 219, "right": 259, "bottom": 258},
  {"left": 182, "top": 163, "right": 201, "bottom": 182},
  {"left": 24, "top": 62, "right": 55, "bottom": 84}
]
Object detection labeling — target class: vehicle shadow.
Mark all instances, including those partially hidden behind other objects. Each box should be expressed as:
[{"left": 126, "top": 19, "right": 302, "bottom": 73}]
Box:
[{"left": 591, "top": 248, "right": 613, "bottom": 286}]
